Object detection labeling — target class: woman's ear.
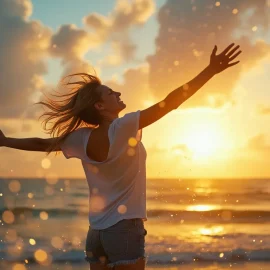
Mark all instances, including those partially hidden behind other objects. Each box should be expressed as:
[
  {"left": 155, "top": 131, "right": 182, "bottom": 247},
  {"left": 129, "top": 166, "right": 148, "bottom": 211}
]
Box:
[{"left": 94, "top": 102, "right": 104, "bottom": 111}]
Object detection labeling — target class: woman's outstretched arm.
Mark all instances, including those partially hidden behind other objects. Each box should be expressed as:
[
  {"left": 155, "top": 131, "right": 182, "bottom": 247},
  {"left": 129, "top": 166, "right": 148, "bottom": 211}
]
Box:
[
  {"left": 0, "top": 130, "right": 60, "bottom": 152},
  {"left": 139, "top": 43, "right": 242, "bottom": 129}
]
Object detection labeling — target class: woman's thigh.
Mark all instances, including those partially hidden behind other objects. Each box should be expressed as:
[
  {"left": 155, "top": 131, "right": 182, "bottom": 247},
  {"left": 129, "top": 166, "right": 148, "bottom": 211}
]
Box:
[{"left": 100, "top": 219, "right": 147, "bottom": 269}]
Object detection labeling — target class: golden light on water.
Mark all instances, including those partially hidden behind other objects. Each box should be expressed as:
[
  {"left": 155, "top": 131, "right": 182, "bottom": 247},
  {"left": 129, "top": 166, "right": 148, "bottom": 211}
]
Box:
[
  {"left": 187, "top": 204, "right": 217, "bottom": 211},
  {"left": 9, "top": 180, "right": 21, "bottom": 193},
  {"left": 199, "top": 226, "right": 224, "bottom": 236},
  {"left": 221, "top": 210, "right": 232, "bottom": 221}
]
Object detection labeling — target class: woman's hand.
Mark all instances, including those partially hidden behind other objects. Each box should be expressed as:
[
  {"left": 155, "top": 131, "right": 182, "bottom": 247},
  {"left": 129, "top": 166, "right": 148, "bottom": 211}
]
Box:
[
  {"left": 209, "top": 43, "right": 242, "bottom": 74},
  {"left": 0, "top": 130, "right": 7, "bottom": 147}
]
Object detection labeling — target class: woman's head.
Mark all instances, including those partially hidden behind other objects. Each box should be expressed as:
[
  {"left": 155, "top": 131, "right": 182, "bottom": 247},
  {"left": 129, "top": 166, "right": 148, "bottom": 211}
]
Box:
[
  {"left": 74, "top": 78, "right": 126, "bottom": 125},
  {"left": 94, "top": 84, "right": 126, "bottom": 117},
  {"left": 35, "top": 72, "right": 126, "bottom": 155}
]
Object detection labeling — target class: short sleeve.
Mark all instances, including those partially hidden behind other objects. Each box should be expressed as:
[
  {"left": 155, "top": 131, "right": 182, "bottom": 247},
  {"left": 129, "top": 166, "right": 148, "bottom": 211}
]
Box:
[
  {"left": 114, "top": 110, "right": 142, "bottom": 141},
  {"left": 60, "top": 128, "right": 89, "bottom": 159}
]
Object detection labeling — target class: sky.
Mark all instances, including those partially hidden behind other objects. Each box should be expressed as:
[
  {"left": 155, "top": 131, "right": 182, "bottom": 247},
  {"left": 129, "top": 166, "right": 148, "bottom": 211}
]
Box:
[{"left": 0, "top": 0, "right": 270, "bottom": 179}]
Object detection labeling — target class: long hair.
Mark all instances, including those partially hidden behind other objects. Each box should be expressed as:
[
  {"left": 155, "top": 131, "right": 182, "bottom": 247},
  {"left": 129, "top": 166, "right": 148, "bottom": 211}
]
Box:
[{"left": 35, "top": 73, "right": 102, "bottom": 156}]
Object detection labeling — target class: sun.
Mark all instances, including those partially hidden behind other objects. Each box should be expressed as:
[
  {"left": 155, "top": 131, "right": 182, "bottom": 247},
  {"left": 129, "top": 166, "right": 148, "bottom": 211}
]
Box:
[{"left": 184, "top": 124, "right": 222, "bottom": 161}]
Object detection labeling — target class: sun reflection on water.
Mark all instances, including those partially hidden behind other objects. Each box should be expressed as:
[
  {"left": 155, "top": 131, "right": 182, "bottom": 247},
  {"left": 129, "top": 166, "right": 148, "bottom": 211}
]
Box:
[
  {"left": 199, "top": 226, "right": 224, "bottom": 236},
  {"left": 187, "top": 204, "right": 218, "bottom": 211}
]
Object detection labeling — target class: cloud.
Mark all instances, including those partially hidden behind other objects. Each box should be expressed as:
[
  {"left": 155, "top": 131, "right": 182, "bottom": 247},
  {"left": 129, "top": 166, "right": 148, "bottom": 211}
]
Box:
[
  {"left": 84, "top": 0, "right": 155, "bottom": 65},
  {"left": 0, "top": 0, "right": 52, "bottom": 119},
  {"left": 146, "top": 0, "right": 270, "bottom": 108},
  {"left": 49, "top": 24, "right": 96, "bottom": 77},
  {"left": 50, "top": 24, "right": 92, "bottom": 61}
]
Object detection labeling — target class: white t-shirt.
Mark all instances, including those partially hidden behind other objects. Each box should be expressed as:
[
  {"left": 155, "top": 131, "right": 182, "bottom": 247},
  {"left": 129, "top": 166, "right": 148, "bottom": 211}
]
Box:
[{"left": 60, "top": 110, "right": 147, "bottom": 229}]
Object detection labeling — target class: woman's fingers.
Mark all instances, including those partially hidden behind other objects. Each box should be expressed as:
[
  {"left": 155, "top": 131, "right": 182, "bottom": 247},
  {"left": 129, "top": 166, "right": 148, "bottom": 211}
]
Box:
[
  {"left": 220, "top": 43, "right": 235, "bottom": 56},
  {"left": 211, "top": 45, "right": 218, "bottom": 56},
  {"left": 227, "top": 61, "right": 240, "bottom": 68},
  {"left": 228, "top": 50, "right": 242, "bottom": 62},
  {"left": 226, "top": 45, "right": 240, "bottom": 57}
]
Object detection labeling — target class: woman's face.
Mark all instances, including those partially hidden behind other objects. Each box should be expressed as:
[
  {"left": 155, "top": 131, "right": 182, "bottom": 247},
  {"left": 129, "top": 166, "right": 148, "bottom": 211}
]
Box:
[{"left": 95, "top": 85, "right": 126, "bottom": 114}]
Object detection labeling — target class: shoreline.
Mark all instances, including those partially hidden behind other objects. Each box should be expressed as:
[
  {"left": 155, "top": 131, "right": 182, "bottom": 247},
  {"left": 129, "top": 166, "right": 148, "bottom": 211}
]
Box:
[{"left": 1, "top": 262, "right": 270, "bottom": 270}]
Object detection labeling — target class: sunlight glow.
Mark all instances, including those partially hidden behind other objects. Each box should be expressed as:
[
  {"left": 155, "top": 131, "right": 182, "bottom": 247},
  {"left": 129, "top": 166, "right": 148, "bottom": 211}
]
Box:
[{"left": 184, "top": 124, "right": 224, "bottom": 161}]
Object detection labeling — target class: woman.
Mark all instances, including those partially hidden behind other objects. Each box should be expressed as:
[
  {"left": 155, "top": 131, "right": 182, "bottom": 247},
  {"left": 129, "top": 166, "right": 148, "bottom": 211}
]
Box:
[{"left": 0, "top": 43, "right": 241, "bottom": 269}]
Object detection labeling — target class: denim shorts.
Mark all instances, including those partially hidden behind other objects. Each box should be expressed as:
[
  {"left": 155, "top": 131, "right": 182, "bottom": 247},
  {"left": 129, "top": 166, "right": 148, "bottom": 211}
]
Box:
[{"left": 85, "top": 218, "right": 147, "bottom": 268}]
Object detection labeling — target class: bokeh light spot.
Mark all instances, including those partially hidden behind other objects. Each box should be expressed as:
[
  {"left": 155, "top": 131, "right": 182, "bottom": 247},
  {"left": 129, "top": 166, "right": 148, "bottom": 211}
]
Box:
[
  {"left": 45, "top": 173, "right": 58, "bottom": 185},
  {"left": 41, "top": 158, "right": 51, "bottom": 169},
  {"left": 9, "top": 180, "right": 21, "bottom": 193},
  {"left": 2, "top": 210, "right": 15, "bottom": 224},
  {"left": 51, "top": 236, "right": 64, "bottom": 249},
  {"left": 28, "top": 193, "right": 34, "bottom": 199},
  {"left": 40, "top": 211, "right": 48, "bottom": 220},
  {"left": 128, "top": 137, "right": 138, "bottom": 147},
  {"left": 89, "top": 196, "right": 106, "bottom": 213},
  {"left": 117, "top": 204, "right": 127, "bottom": 214},
  {"left": 44, "top": 186, "right": 54, "bottom": 196},
  {"left": 29, "top": 238, "right": 36, "bottom": 245},
  {"left": 159, "top": 101, "right": 166, "bottom": 108},
  {"left": 12, "top": 264, "right": 26, "bottom": 270},
  {"left": 34, "top": 249, "right": 48, "bottom": 263},
  {"left": 183, "top": 84, "right": 189, "bottom": 91},
  {"left": 127, "top": 148, "right": 136, "bottom": 156},
  {"left": 252, "top": 26, "right": 258, "bottom": 32}
]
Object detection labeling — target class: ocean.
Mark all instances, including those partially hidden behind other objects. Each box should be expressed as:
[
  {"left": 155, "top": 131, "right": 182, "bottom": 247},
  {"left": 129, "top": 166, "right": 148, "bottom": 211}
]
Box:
[{"left": 0, "top": 177, "right": 269, "bottom": 269}]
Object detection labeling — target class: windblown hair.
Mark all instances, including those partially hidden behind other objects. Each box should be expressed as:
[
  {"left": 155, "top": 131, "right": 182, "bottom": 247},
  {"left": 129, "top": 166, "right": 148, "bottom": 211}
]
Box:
[{"left": 35, "top": 73, "right": 102, "bottom": 156}]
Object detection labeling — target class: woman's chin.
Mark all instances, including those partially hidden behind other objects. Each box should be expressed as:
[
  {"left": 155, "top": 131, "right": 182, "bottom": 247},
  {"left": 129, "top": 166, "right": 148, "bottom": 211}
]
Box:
[{"left": 118, "top": 103, "right": 126, "bottom": 112}]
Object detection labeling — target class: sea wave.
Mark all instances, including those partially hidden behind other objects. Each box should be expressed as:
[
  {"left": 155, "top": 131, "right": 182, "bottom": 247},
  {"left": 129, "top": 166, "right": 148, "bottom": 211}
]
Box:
[
  {"left": 1, "top": 248, "right": 270, "bottom": 264},
  {"left": 1, "top": 207, "right": 270, "bottom": 223}
]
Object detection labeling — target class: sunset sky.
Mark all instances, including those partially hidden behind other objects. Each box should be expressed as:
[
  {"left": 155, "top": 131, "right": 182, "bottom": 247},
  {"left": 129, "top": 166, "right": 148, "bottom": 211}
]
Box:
[{"left": 0, "top": 0, "right": 270, "bottom": 179}]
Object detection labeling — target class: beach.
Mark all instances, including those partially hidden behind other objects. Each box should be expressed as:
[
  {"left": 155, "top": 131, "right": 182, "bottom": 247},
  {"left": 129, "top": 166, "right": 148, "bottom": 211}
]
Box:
[{"left": 0, "top": 177, "right": 269, "bottom": 269}]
